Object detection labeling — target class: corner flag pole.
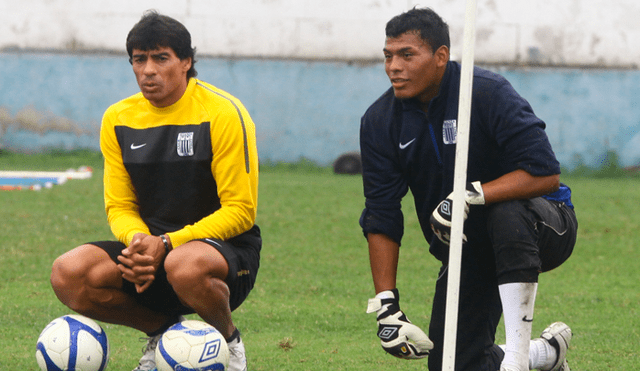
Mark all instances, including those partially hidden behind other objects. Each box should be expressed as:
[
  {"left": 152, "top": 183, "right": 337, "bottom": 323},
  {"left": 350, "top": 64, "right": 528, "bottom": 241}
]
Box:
[{"left": 442, "top": 0, "right": 478, "bottom": 370}]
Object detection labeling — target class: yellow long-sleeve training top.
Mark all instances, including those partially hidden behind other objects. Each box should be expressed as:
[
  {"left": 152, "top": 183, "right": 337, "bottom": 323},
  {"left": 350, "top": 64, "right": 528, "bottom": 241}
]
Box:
[{"left": 100, "top": 78, "right": 259, "bottom": 248}]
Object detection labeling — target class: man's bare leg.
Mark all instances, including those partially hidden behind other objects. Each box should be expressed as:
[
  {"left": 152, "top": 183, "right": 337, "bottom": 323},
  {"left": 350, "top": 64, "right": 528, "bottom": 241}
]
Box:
[{"left": 51, "top": 244, "right": 169, "bottom": 334}]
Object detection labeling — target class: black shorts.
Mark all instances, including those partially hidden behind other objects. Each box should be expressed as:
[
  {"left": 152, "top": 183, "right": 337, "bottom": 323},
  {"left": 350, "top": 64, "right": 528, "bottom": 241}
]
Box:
[
  {"left": 487, "top": 197, "right": 577, "bottom": 282},
  {"left": 91, "top": 225, "right": 261, "bottom": 316}
]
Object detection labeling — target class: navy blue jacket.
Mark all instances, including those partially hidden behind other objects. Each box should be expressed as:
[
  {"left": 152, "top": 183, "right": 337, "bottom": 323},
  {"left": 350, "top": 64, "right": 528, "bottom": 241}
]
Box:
[{"left": 359, "top": 61, "right": 566, "bottom": 260}]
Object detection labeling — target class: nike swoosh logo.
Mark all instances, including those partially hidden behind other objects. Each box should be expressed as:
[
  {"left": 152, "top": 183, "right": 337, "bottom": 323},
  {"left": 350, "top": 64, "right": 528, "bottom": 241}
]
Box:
[
  {"left": 399, "top": 138, "right": 416, "bottom": 149},
  {"left": 130, "top": 143, "right": 147, "bottom": 150},
  {"left": 522, "top": 316, "right": 534, "bottom": 322}
]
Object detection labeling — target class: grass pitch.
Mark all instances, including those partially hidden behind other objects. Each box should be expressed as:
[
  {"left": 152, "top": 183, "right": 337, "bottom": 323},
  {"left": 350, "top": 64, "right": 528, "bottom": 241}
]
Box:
[{"left": 0, "top": 151, "right": 638, "bottom": 370}]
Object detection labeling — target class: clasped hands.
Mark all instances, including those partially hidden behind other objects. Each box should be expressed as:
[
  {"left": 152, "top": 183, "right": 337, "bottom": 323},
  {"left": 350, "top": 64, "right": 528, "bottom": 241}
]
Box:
[{"left": 117, "top": 233, "right": 167, "bottom": 293}]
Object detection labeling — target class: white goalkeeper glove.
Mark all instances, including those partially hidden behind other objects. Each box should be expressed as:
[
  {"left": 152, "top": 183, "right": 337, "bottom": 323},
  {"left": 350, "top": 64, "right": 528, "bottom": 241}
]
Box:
[
  {"left": 430, "top": 181, "right": 485, "bottom": 245},
  {"left": 366, "top": 288, "right": 433, "bottom": 359}
]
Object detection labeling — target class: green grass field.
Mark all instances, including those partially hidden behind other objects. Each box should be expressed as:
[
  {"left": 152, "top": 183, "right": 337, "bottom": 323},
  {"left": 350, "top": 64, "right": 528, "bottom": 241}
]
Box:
[{"left": 0, "top": 151, "right": 638, "bottom": 370}]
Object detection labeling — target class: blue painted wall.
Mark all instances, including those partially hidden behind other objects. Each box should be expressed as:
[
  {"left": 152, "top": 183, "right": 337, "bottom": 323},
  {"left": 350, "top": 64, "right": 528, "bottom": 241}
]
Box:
[
  {"left": 498, "top": 68, "right": 640, "bottom": 169},
  {"left": 1, "top": 52, "right": 639, "bottom": 169}
]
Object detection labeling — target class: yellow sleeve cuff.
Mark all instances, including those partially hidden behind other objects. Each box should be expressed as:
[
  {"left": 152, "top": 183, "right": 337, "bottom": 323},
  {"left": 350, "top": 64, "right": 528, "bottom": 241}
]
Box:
[{"left": 165, "top": 230, "right": 193, "bottom": 249}]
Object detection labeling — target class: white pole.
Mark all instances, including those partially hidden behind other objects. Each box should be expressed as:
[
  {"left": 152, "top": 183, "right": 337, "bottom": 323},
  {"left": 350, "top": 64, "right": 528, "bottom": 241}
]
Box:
[{"left": 442, "top": 0, "right": 477, "bottom": 370}]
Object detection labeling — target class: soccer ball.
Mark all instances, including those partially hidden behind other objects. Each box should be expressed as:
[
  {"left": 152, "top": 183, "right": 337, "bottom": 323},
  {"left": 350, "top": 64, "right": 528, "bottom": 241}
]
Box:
[
  {"left": 156, "top": 320, "right": 229, "bottom": 371},
  {"left": 36, "top": 314, "right": 109, "bottom": 371}
]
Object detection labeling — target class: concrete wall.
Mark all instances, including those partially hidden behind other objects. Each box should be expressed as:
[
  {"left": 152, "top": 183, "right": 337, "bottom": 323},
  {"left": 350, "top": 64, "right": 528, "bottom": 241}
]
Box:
[
  {"left": 2, "top": 0, "right": 640, "bottom": 67},
  {"left": 1, "top": 1, "right": 639, "bottom": 169},
  {"left": 2, "top": 52, "right": 639, "bottom": 169}
]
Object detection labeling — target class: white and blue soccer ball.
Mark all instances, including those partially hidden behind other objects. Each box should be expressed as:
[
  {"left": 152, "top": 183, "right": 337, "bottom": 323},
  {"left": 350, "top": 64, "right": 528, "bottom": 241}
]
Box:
[
  {"left": 156, "top": 320, "right": 229, "bottom": 371},
  {"left": 36, "top": 314, "right": 109, "bottom": 371}
]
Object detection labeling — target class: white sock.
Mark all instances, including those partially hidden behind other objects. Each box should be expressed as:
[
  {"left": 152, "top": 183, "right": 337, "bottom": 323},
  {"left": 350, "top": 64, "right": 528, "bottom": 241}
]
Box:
[
  {"left": 499, "top": 282, "right": 538, "bottom": 371},
  {"left": 499, "top": 338, "right": 558, "bottom": 370},
  {"left": 529, "top": 337, "right": 558, "bottom": 370}
]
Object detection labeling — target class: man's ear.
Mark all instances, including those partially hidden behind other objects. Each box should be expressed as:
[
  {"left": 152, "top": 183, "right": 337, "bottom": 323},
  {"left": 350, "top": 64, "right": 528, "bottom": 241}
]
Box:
[
  {"left": 181, "top": 57, "right": 192, "bottom": 73},
  {"left": 434, "top": 45, "right": 450, "bottom": 67}
]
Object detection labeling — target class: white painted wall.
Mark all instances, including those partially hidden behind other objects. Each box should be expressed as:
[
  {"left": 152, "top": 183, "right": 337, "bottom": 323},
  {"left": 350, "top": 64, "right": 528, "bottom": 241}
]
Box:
[{"left": 1, "top": 0, "right": 639, "bottom": 67}]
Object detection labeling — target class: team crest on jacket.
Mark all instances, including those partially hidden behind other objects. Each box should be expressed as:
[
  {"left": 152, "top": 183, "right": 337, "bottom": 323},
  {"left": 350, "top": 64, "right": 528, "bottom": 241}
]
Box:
[
  {"left": 177, "top": 132, "right": 194, "bottom": 156},
  {"left": 443, "top": 119, "right": 457, "bottom": 145}
]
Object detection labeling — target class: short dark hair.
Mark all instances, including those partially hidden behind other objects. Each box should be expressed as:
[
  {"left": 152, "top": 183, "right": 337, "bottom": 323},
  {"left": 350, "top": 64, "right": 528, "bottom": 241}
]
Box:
[
  {"left": 126, "top": 10, "right": 197, "bottom": 79},
  {"left": 385, "top": 7, "right": 450, "bottom": 53}
]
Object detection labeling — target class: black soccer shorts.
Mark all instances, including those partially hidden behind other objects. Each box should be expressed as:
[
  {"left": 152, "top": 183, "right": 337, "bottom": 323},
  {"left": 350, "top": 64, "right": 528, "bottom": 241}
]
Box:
[
  {"left": 91, "top": 225, "right": 261, "bottom": 315},
  {"left": 486, "top": 197, "right": 577, "bottom": 283}
]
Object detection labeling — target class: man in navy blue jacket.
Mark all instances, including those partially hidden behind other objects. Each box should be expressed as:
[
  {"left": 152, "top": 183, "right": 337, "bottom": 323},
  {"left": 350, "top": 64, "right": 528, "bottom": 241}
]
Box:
[{"left": 361, "top": 8, "right": 577, "bottom": 371}]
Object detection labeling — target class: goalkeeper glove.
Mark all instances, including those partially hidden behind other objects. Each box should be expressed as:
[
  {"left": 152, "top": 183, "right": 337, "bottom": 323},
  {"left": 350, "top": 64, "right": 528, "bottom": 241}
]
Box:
[
  {"left": 366, "top": 288, "right": 433, "bottom": 359},
  {"left": 430, "top": 181, "right": 485, "bottom": 245}
]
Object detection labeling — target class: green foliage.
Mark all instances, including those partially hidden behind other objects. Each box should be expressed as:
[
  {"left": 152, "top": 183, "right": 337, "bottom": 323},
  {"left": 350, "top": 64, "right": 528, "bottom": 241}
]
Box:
[
  {"left": 0, "top": 149, "right": 103, "bottom": 171},
  {"left": 260, "top": 157, "right": 331, "bottom": 174},
  {"left": 563, "top": 150, "right": 640, "bottom": 179},
  {"left": 0, "top": 152, "right": 638, "bottom": 370}
]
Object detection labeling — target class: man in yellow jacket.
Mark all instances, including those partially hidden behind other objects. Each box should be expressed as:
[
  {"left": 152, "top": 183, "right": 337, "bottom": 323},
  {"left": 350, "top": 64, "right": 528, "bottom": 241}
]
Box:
[{"left": 50, "top": 11, "right": 260, "bottom": 371}]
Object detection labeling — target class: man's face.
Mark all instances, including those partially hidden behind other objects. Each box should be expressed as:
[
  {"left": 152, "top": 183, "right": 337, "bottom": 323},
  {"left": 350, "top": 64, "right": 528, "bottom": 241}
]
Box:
[
  {"left": 131, "top": 46, "right": 191, "bottom": 108},
  {"left": 383, "top": 32, "right": 448, "bottom": 105}
]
